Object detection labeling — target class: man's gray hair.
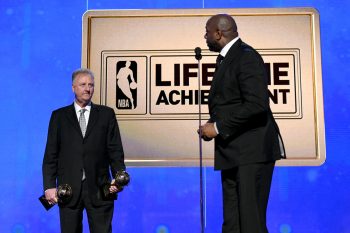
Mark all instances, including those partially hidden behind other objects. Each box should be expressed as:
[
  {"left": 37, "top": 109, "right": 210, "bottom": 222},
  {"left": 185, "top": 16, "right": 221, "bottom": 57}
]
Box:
[{"left": 72, "top": 68, "right": 95, "bottom": 83}]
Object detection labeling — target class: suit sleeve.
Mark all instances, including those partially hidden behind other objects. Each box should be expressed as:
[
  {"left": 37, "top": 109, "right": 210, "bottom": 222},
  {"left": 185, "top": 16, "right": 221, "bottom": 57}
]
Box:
[
  {"left": 107, "top": 109, "right": 126, "bottom": 176},
  {"left": 42, "top": 111, "right": 59, "bottom": 191},
  {"left": 216, "top": 50, "right": 269, "bottom": 139}
]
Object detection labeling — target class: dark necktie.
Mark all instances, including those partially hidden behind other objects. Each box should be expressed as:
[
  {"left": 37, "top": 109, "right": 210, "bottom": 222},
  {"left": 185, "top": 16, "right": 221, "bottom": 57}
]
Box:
[{"left": 215, "top": 54, "right": 224, "bottom": 70}]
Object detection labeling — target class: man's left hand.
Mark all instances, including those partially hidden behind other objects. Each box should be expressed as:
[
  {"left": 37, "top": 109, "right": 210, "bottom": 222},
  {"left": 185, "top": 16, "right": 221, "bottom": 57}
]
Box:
[
  {"left": 199, "top": 123, "right": 218, "bottom": 139},
  {"left": 109, "top": 179, "right": 120, "bottom": 193}
]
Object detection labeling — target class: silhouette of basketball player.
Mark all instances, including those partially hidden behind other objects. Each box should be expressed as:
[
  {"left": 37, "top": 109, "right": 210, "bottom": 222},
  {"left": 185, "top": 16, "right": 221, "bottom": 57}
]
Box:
[{"left": 116, "top": 61, "right": 137, "bottom": 109}]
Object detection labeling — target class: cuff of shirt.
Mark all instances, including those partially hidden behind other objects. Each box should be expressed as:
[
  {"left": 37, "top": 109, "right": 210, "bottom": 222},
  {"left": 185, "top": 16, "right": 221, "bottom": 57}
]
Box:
[{"left": 214, "top": 122, "right": 219, "bottom": 134}]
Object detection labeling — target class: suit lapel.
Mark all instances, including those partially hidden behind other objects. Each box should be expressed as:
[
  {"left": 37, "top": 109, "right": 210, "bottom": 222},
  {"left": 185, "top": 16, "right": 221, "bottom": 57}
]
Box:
[
  {"left": 209, "top": 39, "right": 243, "bottom": 104},
  {"left": 65, "top": 104, "right": 82, "bottom": 136},
  {"left": 85, "top": 103, "right": 99, "bottom": 139}
]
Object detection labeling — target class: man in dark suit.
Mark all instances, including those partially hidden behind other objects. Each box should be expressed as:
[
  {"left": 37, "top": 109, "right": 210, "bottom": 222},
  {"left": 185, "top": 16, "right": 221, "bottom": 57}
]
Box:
[
  {"left": 199, "top": 14, "right": 285, "bottom": 233},
  {"left": 42, "top": 68, "right": 126, "bottom": 233}
]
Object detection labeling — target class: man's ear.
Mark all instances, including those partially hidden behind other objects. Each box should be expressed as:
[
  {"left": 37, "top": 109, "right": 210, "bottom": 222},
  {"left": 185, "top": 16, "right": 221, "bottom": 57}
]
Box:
[{"left": 215, "top": 30, "right": 223, "bottom": 40}]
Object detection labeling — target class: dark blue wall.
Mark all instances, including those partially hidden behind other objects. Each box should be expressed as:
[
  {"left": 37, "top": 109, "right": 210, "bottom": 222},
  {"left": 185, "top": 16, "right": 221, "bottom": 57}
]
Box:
[{"left": 0, "top": 0, "right": 349, "bottom": 232}]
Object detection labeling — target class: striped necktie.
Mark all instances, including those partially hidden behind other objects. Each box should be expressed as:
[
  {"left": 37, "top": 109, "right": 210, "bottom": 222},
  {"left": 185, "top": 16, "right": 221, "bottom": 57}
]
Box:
[
  {"left": 79, "top": 109, "right": 87, "bottom": 180},
  {"left": 79, "top": 109, "right": 87, "bottom": 137}
]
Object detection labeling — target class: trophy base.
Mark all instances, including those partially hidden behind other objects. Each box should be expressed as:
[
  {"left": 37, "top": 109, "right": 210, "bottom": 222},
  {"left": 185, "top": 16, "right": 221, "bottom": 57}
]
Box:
[{"left": 39, "top": 195, "right": 55, "bottom": 211}]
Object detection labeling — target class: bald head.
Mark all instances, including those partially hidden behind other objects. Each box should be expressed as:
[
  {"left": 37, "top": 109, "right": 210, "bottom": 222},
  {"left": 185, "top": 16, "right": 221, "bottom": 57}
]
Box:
[
  {"left": 208, "top": 14, "right": 238, "bottom": 36},
  {"left": 205, "top": 14, "right": 239, "bottom": 52}
]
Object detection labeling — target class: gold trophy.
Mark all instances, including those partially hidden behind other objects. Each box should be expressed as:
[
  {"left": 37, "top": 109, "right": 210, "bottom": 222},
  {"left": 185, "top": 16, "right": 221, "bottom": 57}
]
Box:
[
  {"left": 39, "top": 184, "right": 73, "bottom": 210},
  {"left": 103, "top": 170, "right": 130, "bottom": 199}
]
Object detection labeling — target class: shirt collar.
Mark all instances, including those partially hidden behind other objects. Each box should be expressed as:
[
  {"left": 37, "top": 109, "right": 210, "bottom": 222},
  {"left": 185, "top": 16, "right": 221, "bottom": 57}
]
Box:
[
  {"left": 220, "top": 37, "right": 240, "bottom": 57},
  {"left": 74, "top": 101, "right": 91, "bottom": 113}
]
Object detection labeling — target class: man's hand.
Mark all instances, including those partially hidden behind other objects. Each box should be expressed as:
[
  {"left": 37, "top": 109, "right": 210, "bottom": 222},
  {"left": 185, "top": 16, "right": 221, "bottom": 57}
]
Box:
[
  {"left": 198, "top": 122, "right": 218, "bottom": 140},
  {"left": 45, "top": 188, "right": 58, "bottom": 205},
  {"left": 109, "top": 179, "right": 120, "bottom": 194}
]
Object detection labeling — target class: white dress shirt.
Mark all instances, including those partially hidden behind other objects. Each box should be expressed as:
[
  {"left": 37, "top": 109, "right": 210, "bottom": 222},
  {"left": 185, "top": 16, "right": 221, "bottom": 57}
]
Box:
[{"left": 74, "top": 101, "right": 91, "bottom": 126}]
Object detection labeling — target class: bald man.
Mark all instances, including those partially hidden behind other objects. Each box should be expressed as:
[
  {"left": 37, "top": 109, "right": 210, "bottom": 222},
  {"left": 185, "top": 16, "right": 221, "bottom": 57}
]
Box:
[{"left": 199, "top": 14, "right": 285, "bottom": 233}]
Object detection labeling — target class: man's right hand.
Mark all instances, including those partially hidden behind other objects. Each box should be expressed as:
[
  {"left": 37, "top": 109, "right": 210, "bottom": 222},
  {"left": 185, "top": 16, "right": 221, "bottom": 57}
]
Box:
[{"left": 44, "top": 188, "right": 58, "bottom": 205}]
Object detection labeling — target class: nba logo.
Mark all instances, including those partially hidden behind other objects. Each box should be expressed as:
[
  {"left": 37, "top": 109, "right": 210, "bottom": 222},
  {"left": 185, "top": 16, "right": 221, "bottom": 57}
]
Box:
[{"left": 116, "top": 61, "right": 138, "bottom": 109}]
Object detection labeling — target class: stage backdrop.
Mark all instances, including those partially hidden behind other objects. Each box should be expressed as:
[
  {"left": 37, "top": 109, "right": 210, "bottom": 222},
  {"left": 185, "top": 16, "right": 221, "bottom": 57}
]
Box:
[{"left": 82, "top": 8, "right": 325, "bottom": 166}]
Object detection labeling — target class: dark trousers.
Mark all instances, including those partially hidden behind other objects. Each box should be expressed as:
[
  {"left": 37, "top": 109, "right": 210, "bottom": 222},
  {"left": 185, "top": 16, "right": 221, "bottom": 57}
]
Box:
[
  {"left": 59, "top": 180, "right": 114, "bottom": 233},
  {"left": 221, "top": 161, "right": 275, "bottom": 233}
]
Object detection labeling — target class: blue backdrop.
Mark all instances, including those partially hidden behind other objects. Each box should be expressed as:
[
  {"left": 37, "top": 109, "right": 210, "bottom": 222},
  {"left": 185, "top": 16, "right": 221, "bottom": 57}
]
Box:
[{"left": 1, "top": 0, "right": 349, "bottom": 232}]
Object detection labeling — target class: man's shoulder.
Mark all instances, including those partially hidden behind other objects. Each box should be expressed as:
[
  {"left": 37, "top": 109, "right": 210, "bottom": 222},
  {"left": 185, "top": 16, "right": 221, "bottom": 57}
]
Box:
[
  {"left": 240, "top": 41, "right": 256, "bottom": 53},
  {"left": 92, "top": 103, "right": 113, "bottom": 110},
  {"left": 238, "top": 41, "right": 263, "bottom": 61},
  {"left": 47, "top": 105, "right": 73, "bottom": 122},
  {"left": 92, "top": 103, "right": 115, "bottom": 114},
  {"left": 52, "top": 104, "right": 73, "bottom": 114},
  {"left": 227, "top": 39, "right": 258, "bottom": 59},
  {"left": 52, "top": 103, "right": 114, "bottom": 115}
]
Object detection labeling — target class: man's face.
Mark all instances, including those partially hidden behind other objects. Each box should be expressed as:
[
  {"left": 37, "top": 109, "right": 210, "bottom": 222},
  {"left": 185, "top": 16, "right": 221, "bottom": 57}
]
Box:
[
  {"left": 72, "top": 74, "right": 94, "bottom": 107},
  {"left": 205, "top": 22, "right": 221, "bottom": 52}
]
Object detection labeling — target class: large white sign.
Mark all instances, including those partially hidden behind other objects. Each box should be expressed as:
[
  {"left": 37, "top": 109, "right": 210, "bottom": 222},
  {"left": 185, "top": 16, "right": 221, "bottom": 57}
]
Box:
[{"left": 82, "top": 8, "right": 325, "bottom": 166}]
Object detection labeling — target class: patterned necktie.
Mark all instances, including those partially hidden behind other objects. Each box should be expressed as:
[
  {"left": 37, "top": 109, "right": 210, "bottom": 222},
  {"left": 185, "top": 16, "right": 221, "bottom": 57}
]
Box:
[
  {"left": 79, "top": 109, "right": 87, "bottom": 137},
  {"left": 215, "top": 54, "right": 224, "bottom": 71}
]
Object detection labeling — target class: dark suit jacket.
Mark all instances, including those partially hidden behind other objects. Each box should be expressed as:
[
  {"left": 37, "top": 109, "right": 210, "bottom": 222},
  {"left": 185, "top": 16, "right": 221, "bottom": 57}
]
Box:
[
  {"left": 208, "top": 39, "right": 284, "bottom": 170},
  {"left": 42, "top": 103, "right": 125, "bottom": 207}
]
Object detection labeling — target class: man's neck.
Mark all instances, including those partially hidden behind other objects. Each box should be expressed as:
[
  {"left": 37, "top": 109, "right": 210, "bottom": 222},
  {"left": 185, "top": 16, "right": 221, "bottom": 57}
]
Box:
[{"left": 75, "top": 100, "right": 91, "bottom": 108}]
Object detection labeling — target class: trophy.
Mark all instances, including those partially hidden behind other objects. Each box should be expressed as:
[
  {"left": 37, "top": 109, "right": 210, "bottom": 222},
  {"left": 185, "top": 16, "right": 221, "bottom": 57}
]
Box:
[
  {"left": 102, "top": 170, "right": 130, "bottom": 199},
  {"left": 39, "top": 184, "right": 73, "bottom": 211}
]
